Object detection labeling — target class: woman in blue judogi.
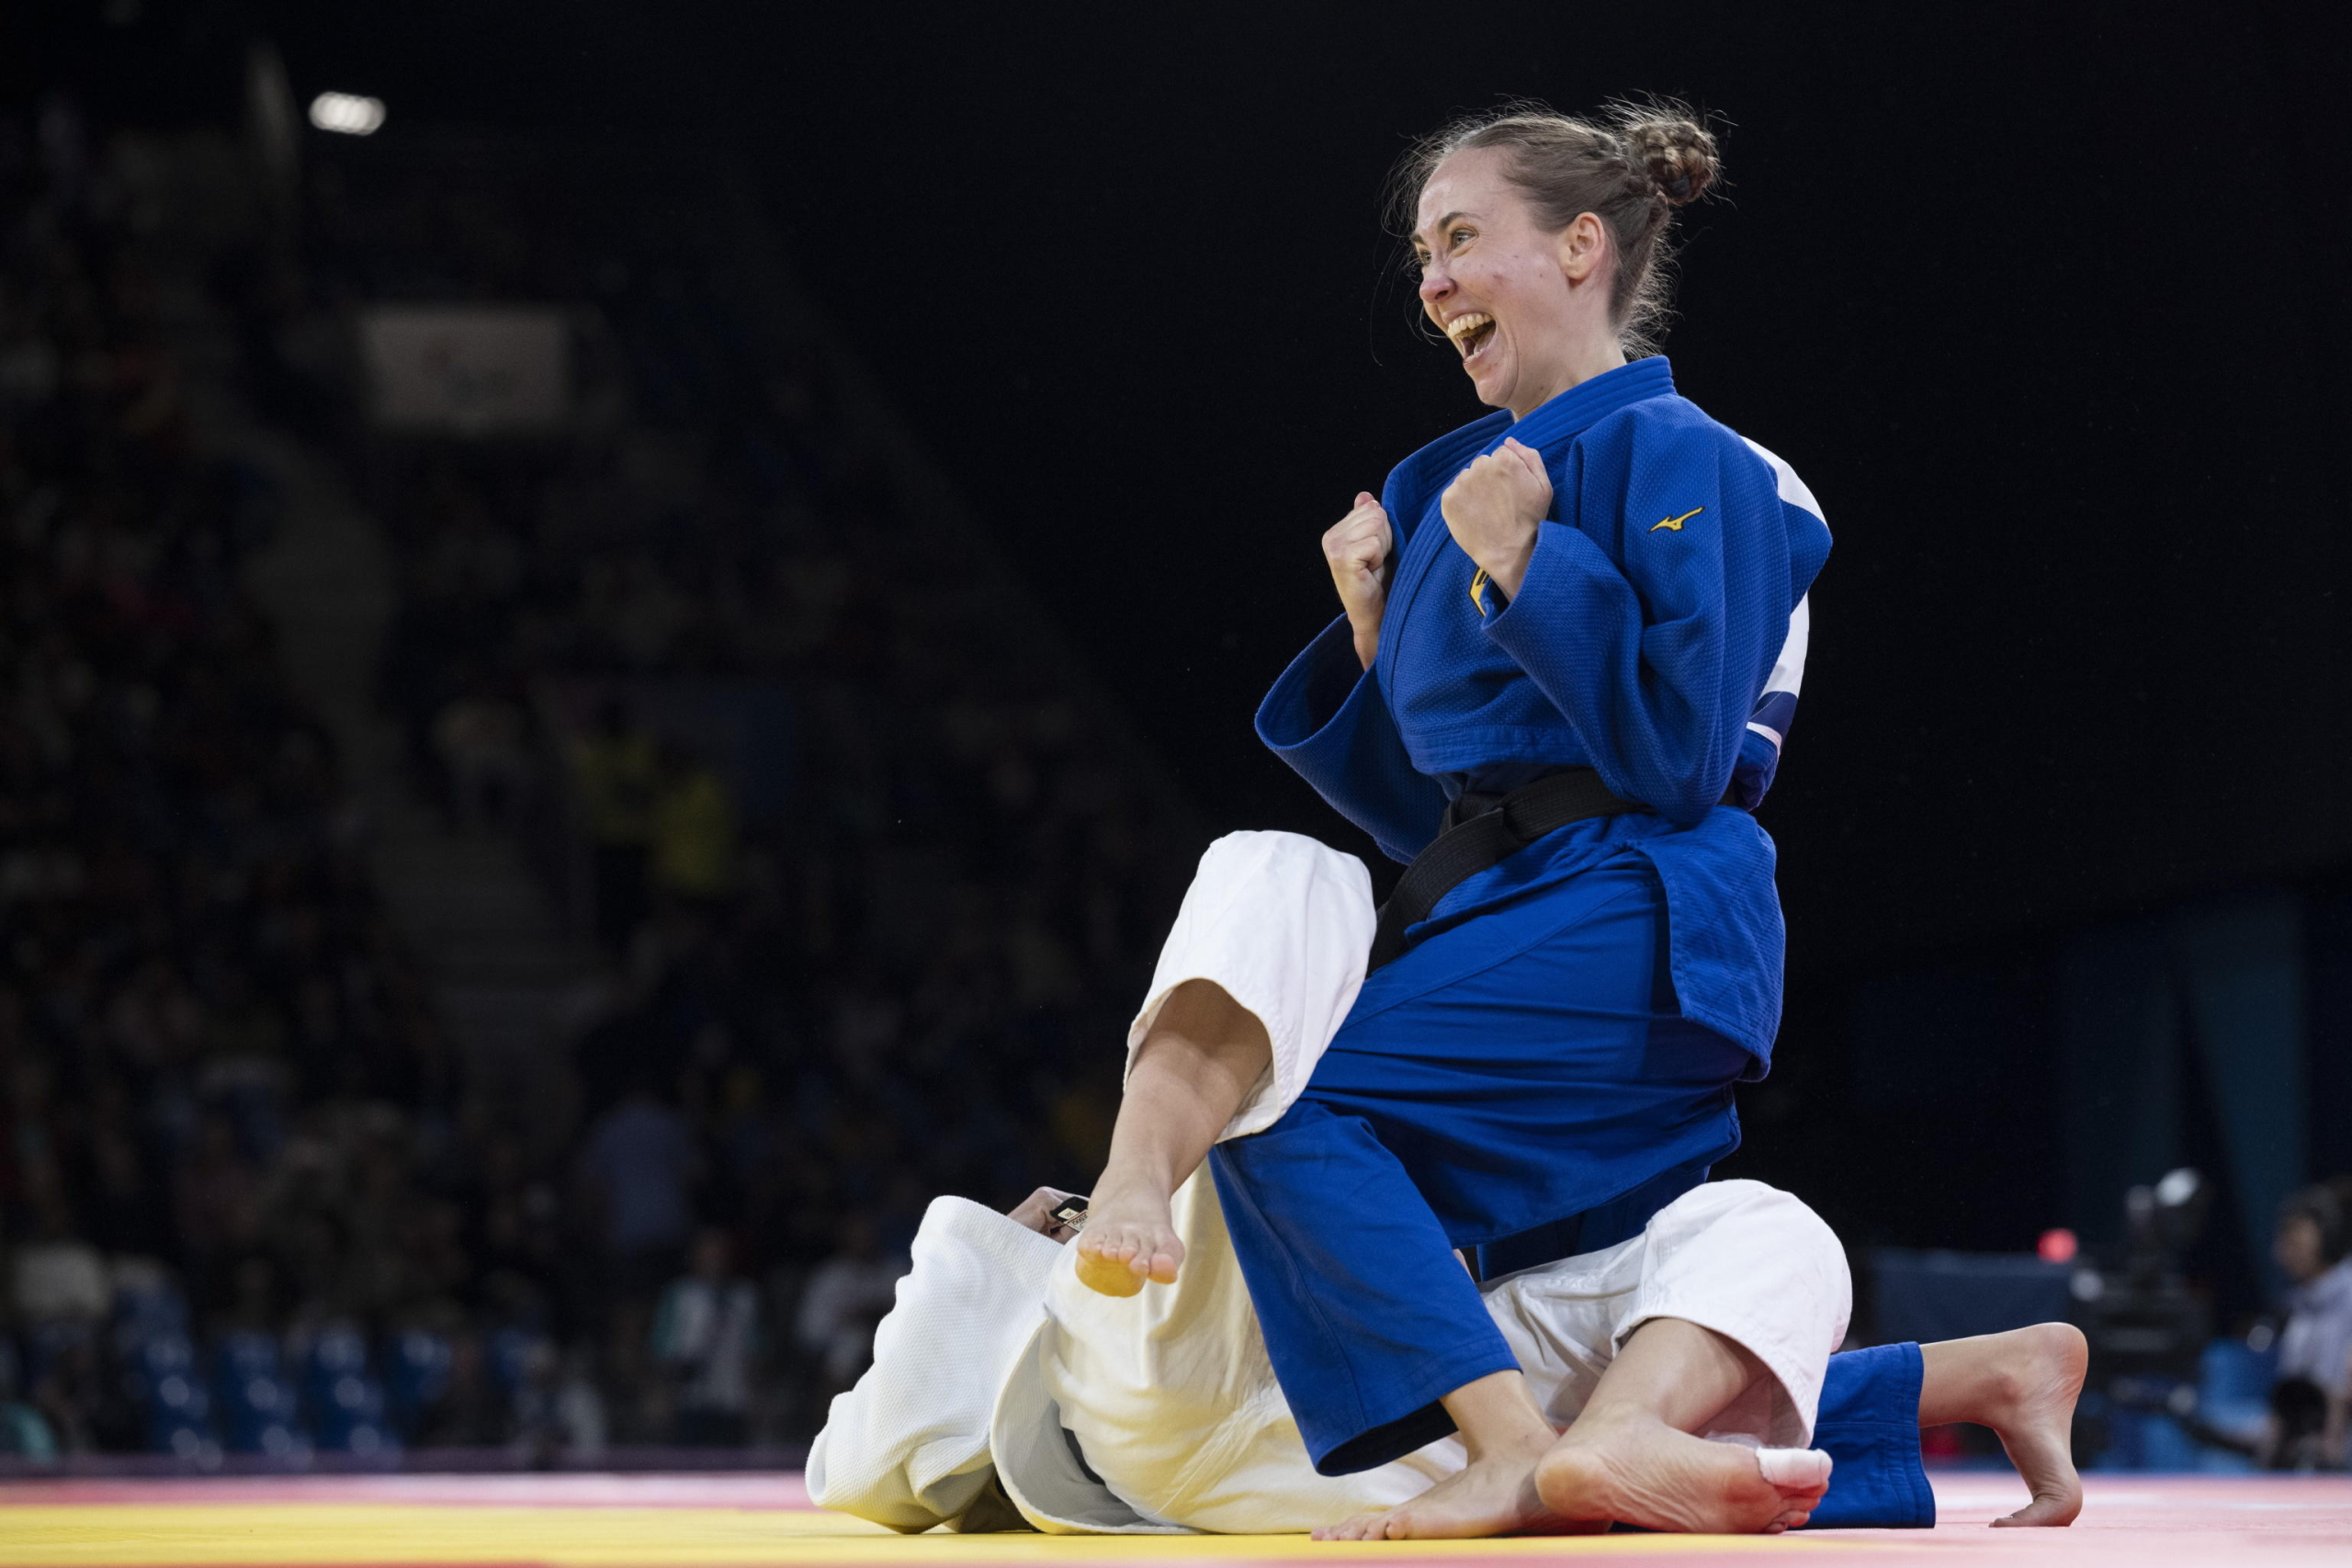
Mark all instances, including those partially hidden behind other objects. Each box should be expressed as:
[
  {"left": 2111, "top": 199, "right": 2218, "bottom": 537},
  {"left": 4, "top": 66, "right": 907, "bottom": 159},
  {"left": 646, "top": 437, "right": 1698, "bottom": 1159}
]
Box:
[{"left": 1197, "top": 105, "right": 1853, "bottom": 1536}]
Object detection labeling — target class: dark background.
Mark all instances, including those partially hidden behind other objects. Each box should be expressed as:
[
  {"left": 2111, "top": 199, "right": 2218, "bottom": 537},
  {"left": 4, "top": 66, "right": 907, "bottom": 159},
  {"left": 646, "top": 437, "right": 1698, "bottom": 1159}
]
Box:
[{"left": 15, "top": 0, "right": 2350, "bottom": 1258}]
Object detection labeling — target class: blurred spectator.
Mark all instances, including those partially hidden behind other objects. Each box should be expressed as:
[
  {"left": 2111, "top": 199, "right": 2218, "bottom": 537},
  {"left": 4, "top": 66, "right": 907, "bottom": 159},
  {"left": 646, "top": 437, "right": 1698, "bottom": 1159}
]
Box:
[
  {"left": 173, "top": 1113, "right": 260, "bottom": 1297},
  {"left": 8, "top": 1173, "right": 106, "bottom": 1330},
  {"left": 575, "top": 1080, "right": 701, "bottom": 1295},
  {"left": 2269, "top": 1179, "right": 2352, "bottom": 1469},
  {"left": 0, "top": 1329, "right": 60, "bottom": 1460},
  {"left": 650, "top": 1226, "right": 760, "bottom": 1446},
  {"left": 432, "top": 678, "right": 534, "bottom": 834},
  {"left": 649, "top": 742, "right": 738, "bottom": 907},
  {"left": 27, "top": 1330, "right": 136, "bottom": 1455},
  {"left": 574, "top": 1077, "right": 700, "bottom": 1427},
  {"left": 414, "top": 1331, "right": 505, "bottom": 1449},
  {"left": 570, "top": 697, "right": 659, "bottom": 952},
  {"left": 794, "top": 1211, "right": 906, "bottom": 1401}
]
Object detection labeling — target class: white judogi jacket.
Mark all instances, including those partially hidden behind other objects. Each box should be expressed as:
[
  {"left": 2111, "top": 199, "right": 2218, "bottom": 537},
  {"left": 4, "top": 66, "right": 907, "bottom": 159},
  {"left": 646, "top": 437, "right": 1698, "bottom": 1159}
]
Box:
[{"left": 808, "top": 833, "right": 1850, "bottom": 1534}]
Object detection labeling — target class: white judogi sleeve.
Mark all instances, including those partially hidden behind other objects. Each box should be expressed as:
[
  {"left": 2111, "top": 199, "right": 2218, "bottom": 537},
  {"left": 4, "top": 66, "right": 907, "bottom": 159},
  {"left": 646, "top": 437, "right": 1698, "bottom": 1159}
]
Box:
[
  {"left": 806, "top": 1196, "right": 1065, "bottom": 1532},
  {"left": 1124, "top": 831, "right": 1374, "bottom": 1140}
]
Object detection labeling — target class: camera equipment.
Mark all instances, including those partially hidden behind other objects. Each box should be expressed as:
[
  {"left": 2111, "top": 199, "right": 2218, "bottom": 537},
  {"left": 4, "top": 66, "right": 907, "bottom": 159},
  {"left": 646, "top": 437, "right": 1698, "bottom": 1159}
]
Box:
[{"left": 2067, "top": 1168, "right": 2213, "bottom": 1463}]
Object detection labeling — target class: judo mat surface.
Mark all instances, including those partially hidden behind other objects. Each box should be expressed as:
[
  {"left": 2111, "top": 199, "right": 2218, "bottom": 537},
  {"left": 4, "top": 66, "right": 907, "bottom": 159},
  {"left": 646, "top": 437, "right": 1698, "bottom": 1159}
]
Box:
[{"left": 5, "top": 1472, "right": 2351, "bottom": 1568}]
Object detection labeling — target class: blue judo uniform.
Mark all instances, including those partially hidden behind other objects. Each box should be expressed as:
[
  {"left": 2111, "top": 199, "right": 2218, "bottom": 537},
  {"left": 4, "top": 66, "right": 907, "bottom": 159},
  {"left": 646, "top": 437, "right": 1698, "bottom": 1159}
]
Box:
[{"left": 1212, "top": 356, "right": 1871, "bottom": 1479}]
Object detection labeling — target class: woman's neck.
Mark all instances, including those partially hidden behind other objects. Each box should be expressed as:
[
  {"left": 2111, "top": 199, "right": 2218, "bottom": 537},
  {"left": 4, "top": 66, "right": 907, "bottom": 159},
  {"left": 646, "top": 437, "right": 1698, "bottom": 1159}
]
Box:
[{"left": 1508, "top": 337, "right": 1630, "bottom": 421}]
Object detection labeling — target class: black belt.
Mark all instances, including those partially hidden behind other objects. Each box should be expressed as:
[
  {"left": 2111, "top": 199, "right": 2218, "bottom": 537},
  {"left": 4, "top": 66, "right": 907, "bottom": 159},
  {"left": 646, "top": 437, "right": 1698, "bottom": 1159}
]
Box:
[{"left": 1365, "top": 768, "right": 1740, "bottom": 973}]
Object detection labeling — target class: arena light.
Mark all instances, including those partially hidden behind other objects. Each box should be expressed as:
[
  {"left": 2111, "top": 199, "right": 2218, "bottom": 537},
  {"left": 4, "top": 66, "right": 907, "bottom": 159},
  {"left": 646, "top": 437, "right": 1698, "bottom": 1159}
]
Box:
[{"left": 309, "top": 92, "right": 386, "bottom": 136}]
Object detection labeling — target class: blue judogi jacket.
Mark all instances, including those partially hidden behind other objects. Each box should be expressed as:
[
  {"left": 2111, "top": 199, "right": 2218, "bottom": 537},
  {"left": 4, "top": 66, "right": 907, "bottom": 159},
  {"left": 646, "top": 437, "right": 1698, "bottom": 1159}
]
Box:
[{"left": 1256, "top": 357, "right": 1830, "bottom": 1064}]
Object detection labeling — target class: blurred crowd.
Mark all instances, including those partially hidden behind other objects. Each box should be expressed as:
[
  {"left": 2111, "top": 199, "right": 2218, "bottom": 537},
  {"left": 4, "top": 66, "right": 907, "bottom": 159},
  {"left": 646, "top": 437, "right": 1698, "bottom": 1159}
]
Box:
[
  {"left": 1, "top": 105, "right": 1193, "bottom": 1463},
  {"left": 0, "top": 107, "right": 476, "bottom": 1461}
]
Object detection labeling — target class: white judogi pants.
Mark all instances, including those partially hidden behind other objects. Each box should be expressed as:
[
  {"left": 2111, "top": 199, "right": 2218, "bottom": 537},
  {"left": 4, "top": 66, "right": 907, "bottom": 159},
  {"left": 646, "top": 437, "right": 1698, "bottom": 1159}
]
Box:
[{"left": 811, "top": 831, "right": 1849, "bottom": 1535}]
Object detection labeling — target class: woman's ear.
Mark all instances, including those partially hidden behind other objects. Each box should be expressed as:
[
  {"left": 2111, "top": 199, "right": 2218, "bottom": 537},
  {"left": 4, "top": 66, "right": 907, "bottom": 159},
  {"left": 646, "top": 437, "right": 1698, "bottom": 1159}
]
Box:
[{"left": 1556, "top": 211, "right": 1607, "bottom": 284}]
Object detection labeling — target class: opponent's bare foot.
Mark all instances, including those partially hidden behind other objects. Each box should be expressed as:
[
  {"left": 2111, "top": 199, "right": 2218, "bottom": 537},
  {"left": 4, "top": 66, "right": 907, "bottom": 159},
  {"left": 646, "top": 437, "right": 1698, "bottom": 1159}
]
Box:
[
  {"left": 1315, "top": 1428, "right": 1593, "bottom": 1540},
  {"left": 1979, "top": 1323, "right": 2087, "bottom": 1527},
  {"left": 1535, "top": 1410, "right": 1831, "bottom": 1534},
  {"left": 1072, "top": 1186, "right": 1182, "bottom": 1297}
]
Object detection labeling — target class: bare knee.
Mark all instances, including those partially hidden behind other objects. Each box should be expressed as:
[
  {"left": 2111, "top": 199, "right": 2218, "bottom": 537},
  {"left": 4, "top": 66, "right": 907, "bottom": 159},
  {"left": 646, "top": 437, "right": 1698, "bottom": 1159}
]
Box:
[{"left": 1136, "top": 980, "right": 1270, "bottom": 1089}]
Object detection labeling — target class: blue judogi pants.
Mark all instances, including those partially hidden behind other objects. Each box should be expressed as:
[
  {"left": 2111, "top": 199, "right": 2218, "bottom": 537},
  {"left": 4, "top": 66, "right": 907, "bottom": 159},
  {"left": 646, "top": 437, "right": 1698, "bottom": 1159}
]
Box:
[
  {"left": 1211, "top": 856, "right": 1751, "bottom": 1473},
  {"left": 1810, "top": 1342, "right": 1937, "bottom": 1527}
]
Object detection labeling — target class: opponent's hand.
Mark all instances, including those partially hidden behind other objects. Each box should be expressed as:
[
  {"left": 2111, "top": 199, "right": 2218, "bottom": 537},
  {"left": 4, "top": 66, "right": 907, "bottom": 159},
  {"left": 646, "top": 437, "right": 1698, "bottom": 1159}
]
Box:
[
  {"left": 1322, "top": 491, "right": 1393, "bottom": 669},
  {"left": 1007, "top": 1186, "right": 1082, "bottom": 1243},
  {"left": 1440, "top": 437, "right": 1551, "bottom": 600}
]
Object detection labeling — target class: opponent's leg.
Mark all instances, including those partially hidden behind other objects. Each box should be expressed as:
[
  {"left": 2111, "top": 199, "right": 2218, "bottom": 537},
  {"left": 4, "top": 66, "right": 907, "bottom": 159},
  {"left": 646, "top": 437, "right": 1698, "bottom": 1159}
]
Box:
[
  {"left": 1315, "top": 1369, "right": 1595, "bottom": 1540},
  {"left": 1534, "top": 1317, "right": 1833, "bottom": 1534},
  {"left": 1076, "top": 980, "right": 1268, "bottom": 1296},
  {"left": 1920, "top": 1324, "right": 2086, "bottom": 1527}
]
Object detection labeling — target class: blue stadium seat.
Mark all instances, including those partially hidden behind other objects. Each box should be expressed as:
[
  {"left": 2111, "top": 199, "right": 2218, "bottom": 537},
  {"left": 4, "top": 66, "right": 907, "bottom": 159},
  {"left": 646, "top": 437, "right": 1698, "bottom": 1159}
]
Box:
[
  {"left": 129, "top": 1330, "right": 197, "bottom": 1398},
  {"left": 303, "top": 1324, "right": 397, "bottom": 1456},
  {"left": 213, "top": 1331, "right": 310, "bottom": 1459},
  {"left": 135, "top": 1336, "right": 218, "bottom": 1461},
  {"left": 386, "top": 1329, "right": 453, "bottom": 1439}
]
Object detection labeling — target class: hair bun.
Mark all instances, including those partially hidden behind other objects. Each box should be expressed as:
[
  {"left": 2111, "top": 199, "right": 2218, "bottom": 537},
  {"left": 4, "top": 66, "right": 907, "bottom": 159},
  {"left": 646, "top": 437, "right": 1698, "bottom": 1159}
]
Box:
[{"left": 1617, "top": 110, "right": 1720, "bottom": 208}]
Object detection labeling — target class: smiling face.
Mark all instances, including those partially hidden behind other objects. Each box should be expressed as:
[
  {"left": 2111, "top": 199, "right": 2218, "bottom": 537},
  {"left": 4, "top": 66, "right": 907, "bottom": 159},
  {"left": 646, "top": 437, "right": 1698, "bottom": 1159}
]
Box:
[{"left": 1412, "top": 145, "right": 1625, "bottom": 419}]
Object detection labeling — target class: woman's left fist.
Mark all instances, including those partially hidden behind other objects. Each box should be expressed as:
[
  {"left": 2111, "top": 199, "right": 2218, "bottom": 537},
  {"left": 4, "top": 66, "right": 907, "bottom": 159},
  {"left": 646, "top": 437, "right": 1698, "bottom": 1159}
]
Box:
[{"left": 1440, "top": 437, "right": 1552, "bottom": 600}]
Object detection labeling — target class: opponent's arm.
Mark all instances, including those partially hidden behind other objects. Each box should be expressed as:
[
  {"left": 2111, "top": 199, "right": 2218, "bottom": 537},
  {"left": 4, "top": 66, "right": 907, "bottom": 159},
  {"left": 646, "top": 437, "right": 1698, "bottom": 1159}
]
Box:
[{"left": 806, "top": 1196, "right": 1062, "bottom": 1531}]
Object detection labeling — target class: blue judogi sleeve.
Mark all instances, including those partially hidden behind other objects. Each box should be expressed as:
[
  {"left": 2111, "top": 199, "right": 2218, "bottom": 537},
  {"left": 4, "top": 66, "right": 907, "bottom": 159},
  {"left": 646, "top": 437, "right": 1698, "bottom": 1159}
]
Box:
[
  {"left": 1481, "top": 417, "right": 1817, "bottom": 825},
  {"left": 1256, "top": 417, "right": 1508, "bottom": 864},
  {"left": 1255, "top": 617, "right": 1448, "bottom": 864}
]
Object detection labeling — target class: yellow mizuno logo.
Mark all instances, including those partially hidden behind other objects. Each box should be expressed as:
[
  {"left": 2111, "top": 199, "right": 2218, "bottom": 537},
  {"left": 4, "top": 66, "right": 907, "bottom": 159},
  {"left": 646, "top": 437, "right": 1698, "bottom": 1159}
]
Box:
[
  {"left": 1469, "top": 568, "right": 1491, "bottom": 614},
  {"left": 1651, "top": 507, "right": 1704, "bottom": 533}
]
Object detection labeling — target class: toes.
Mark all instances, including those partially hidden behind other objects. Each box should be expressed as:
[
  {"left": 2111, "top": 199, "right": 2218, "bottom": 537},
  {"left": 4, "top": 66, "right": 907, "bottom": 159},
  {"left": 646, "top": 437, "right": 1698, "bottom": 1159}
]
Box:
[{"left": 1756, "top": 1447, "right": 1833, "bottom": 1493}]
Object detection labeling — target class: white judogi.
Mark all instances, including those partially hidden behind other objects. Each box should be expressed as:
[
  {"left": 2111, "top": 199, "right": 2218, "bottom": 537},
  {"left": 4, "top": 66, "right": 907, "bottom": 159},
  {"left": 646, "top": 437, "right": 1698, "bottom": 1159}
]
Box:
[{"left": 808, "top": 832, "right": 1850, "bottom": 1534}]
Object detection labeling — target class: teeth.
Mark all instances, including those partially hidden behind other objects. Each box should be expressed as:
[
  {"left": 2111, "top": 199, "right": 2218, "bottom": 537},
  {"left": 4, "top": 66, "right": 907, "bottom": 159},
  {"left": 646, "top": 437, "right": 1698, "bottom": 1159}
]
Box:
[{"left": 1444, "top": 312, "right": 1493, "bottom": 344}]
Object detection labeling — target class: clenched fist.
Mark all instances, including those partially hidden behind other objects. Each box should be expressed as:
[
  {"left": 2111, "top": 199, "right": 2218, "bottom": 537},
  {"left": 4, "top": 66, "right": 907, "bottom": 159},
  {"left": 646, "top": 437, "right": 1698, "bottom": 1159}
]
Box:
[
  {"left": 1440, "top": 437, "right": 1552, "bottom": 602},
  {"left": 1323, "top": 491, "right": 1393, "bottom": 670}
]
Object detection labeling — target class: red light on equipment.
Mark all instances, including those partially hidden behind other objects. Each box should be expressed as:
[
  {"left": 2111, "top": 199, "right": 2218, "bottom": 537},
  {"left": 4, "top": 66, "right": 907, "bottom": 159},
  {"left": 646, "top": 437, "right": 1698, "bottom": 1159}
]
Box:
[{"left": 2037, "top": 1227, "right": 2078, "bottom": 1264}]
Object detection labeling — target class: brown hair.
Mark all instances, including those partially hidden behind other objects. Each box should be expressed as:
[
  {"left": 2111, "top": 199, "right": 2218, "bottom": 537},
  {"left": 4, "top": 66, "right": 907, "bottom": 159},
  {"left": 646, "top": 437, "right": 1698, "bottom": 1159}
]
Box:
[{"left": 1392, "top": 98, "right": 1723, "bottom": 356}]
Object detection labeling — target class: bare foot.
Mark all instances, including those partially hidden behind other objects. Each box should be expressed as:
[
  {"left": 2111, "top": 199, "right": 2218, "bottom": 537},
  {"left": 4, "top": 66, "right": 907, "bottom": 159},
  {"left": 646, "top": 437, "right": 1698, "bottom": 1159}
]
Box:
[
  {"left": 1980, "top": 1323, "right": 2087, "bottom": 1528},
  {"left": 1535, "top": 1411, "right": 1832, "bottom": 1534},
  {"left": 1314, "top": 1430, "right": 1594, "bottom": 1540},
  {"left": 1072, "top": 1187, "right": 1183, "bottom": 1297}
]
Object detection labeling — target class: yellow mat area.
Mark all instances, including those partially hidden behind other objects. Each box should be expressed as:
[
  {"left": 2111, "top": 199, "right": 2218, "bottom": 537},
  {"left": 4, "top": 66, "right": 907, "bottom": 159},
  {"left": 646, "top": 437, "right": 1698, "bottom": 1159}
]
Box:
[{"left": 0, "top": 1504, "right": 1872, "bottom": 1566}]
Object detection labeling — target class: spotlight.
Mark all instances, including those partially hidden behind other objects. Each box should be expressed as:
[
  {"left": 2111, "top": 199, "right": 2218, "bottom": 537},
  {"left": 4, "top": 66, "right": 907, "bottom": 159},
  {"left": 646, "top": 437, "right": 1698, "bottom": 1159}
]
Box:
[{"left": 309, "top": 93, "right": 385, "bottom": 137}]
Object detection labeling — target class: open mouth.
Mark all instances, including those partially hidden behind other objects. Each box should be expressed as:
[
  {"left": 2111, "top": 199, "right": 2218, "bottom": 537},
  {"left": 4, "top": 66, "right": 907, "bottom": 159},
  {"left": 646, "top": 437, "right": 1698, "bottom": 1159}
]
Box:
[{"left": 1444, "top": 311, "right": 1498, "bottom": 363}]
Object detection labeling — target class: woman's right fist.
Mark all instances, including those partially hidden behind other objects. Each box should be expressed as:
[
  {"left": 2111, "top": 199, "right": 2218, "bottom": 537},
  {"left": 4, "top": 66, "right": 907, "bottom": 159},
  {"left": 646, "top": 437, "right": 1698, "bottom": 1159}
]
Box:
[{"left": 1322, "top": 491, "right": 1393, "bottom": 667}]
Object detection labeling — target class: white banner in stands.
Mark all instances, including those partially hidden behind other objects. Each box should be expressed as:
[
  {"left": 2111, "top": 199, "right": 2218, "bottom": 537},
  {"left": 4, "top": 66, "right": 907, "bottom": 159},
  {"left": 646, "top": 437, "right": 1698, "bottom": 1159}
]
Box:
[{"left": 359, "top": 305, "right": 569, "bottom": 434}]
